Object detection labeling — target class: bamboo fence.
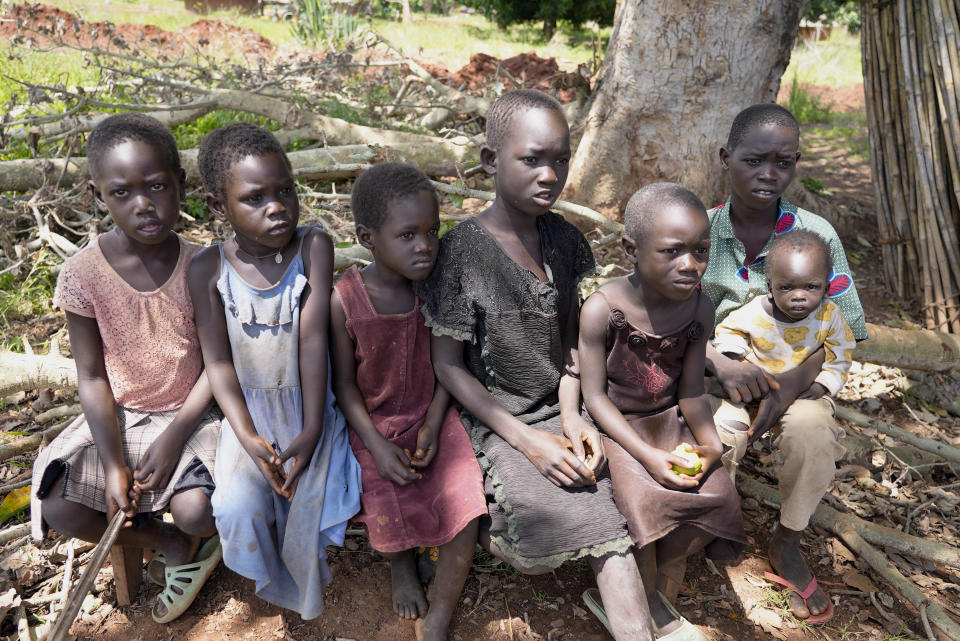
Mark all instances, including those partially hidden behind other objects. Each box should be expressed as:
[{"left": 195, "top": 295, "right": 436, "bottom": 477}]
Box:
[{"left": 861, "top": 0, "right": 960, "bottom": 333}]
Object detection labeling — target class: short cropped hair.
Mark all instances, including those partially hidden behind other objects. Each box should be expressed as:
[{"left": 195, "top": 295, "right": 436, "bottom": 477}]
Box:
[
  {"left": 624, "top": 182, "right": 707, "bottom": 245},
  {"left": 86, "top": 112, "right": 181, "bottom": 179},
  {"left": 726, "top": 103, "right": 800, "bottom": 151},
  {"left": 485, "top": 89, "right": 566, "bottom": 152},
  {"left": 766, "top": 229, "right": 832, "bottom": 280},
  {"left": 198, "top": 122, "right": 289, "bottom": 199},
  {"left": 351, "top": 162, "right": 436, "bottom": 230}
]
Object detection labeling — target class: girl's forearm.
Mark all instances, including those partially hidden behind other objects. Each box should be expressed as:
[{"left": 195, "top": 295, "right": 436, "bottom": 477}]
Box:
[
  {"left": 583, "top": 392, "right": 657, "bottom": 467},
  {"left": 299, "top": 332, "right": 328, "bottom": 440},
  {"left": 164, "top": 371, "right": 214, "bottom": 449},
  {"left": 334, "top": 380, "right": 389, "bottom": 453},
  {"left": 206, "top": 361, "right": 260, "bottom": 445},
  {"left": 436, "top": 359, "right": 530, "bottom": 451},
  {"left": 557, "top": 373, "right": 583, "bottom": 428},
  {"left": 423, "top": 381, "right": 450, "bottom": 429},
  {"left": 78, "top": 377, "right": 125, "bottom": 471},
  {"left": 678, "top": 396, "right": 722, "bottom": 450}
]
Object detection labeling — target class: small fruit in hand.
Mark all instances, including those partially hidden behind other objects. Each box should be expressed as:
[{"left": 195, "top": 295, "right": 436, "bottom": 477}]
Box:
[{"left": 670, "top": 442, "right": 702, "bottom": 476}]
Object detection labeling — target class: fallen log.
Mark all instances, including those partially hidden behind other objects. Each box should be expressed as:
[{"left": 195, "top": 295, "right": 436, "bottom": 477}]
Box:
[
  {"left": 835, "top": 406, "right": 960, "bottom": 464},
  {"left": 739, "top": 475, "right": 960, "bottom": 640},
  {"left": 856, "top": 323, "right": 960, "bottom": 372},
  {"left": 0, "top": 141, "right": 476, "bottom": 192},
  {"left": 0, "top": 350, "right": 77, "bottom": 398},
  {"left": 0, "top": 418, "right": 73, "bottom": 462}
]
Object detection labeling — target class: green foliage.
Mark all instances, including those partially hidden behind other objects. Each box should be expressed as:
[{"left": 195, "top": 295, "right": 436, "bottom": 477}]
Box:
[
  {"left": 172, "top": 110, "right": 280, "bottom": 150},
  {"left": 799, "top": 176, "right": 828, "bottom": 195},
  {"left": 783, "top": 28, "right": 861, "bottom": 88},
  {"left": 462, "top": 0, "right": 615, "bottom": 39},
  {"left": 803, "top": 0, "right": 861, "bottom": 33},
  {"left": 290, "top": 0, "right": 363, "bottom": 48},
  {"left": 781, "top": 77, "right": 834, "bottom": 124},
  {"left": 0, "top": 250, "right": 58, "bottom": 327}
]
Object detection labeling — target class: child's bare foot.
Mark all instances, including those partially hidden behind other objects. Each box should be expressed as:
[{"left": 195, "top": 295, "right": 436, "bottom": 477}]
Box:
[
  {"left": 768, "top": 524, "right": 830, "bottom": 619},
  {"left": 390, "top": 552, "right": 428, "bottom": 620},
  {"left": 415, "top": 612, "right": 448, "bottom": 641}
]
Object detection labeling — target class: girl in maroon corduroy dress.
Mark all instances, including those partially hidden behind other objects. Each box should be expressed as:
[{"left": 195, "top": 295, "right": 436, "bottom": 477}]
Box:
[{"left": 330, "top": 163, "right": 486, "bottom": 641}]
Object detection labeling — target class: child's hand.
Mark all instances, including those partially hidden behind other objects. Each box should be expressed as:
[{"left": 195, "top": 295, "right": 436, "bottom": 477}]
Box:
[
  {"left": 520, "top": 429, "right": 596, "bottom": 488},
  {"left": 370, "top": 439, "right": 422, "bottom": 486},
  {"left": 715, "top": 357, "right": 780, "bottom": 403},
  {"left": 240, "top": 434, "right": 289, "bottom": 498},
  {"left": 409, "top": 421, "right": 440, "bottom": 469},
  {"left": 748, "top": 372, "right": 792, "bottom": 444},
  {"left": 644, "top": 448, "right": 702, "bottom": 490},
  {"left": 797, "top": 382, "right": 828, "bottom": 400},
  {"left": 104, "top": 464, "right": 137, "bottom": 522},
  {"left": 279, "top": 432, "right": 321, "bottom": 499},
  {"left": 562, "top": 414, "right": 606, "bottom": 474},
  {"left": 134, "top": 430, "right": 181, "bottom": 492},
  {"left": 688, "top": 443, "right": 722, "bottom": 476}
]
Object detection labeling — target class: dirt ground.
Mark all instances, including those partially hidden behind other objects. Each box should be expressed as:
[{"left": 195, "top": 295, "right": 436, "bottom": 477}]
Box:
[{"left": 2, "top": 6, "right": 958, "bottom": 641}]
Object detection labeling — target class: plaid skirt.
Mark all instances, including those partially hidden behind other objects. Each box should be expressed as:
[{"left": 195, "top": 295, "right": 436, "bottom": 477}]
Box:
[{"left": 31, "top": 406, "right": 220, "bottom": 540}]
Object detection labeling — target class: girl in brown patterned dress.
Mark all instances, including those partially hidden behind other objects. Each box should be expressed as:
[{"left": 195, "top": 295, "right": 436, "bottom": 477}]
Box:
[{"left": 579, "top": 183, "right": 745, "bottom": 640}]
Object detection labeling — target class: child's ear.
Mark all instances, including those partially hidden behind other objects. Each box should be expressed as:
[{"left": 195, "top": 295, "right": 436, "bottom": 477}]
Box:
[
  {"left": 621, "top": 235, "right": 639, "bottom": 265},
  {"left": 355, "top": 224, "right": 375, "bottom": 250},
  {"left": 480, "top": 145, "right": 497, "bottom": 175},
  {"left": 766, "top": 280, "right": 774, "bottom": 297},
  {"left": 206, "top": 192, "right": 227, "bottom": 222},
  {"left": 88, "top": 180, "right": 107, "bottom": 213},
  {"left": 719, "top": 147, "right": 731, "bottom": 170}
]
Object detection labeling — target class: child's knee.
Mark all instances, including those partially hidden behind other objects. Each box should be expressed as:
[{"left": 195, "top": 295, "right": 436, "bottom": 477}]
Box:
[
  {"left": 777, "top": 399, "right": 844, "bottom": 460},
  {"left": 170, "top": 489, "right": 216, "bottom": 536}
]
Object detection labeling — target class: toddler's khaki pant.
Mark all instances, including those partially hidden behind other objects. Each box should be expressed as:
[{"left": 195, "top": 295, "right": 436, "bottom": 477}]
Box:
[{"left": 708, "top": 395, "right": 846, "bottom": 532}]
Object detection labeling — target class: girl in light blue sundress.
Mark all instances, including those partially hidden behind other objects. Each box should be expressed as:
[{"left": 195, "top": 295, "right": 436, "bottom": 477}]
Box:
[{"left": 190, "top": 123, "right": 361, "bottom": 620}]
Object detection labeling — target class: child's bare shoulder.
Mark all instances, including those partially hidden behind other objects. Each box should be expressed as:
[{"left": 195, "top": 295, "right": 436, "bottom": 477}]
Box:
[{"left": 188, "top": 245, "right": 221, "bottom": 284}]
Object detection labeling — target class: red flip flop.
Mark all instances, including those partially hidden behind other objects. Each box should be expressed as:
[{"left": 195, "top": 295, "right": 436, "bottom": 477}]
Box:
[{"left": 764, "top": 571, "right": 835, "bottom": 624}]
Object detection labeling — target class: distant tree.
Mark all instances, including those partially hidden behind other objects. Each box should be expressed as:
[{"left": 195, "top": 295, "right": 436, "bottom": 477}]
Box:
[
  {"left": 803, "top": 0, "right": 860, "bottom": 31},
  {"left": 463, "top": 0, "right": 615, "bottom": 40}
]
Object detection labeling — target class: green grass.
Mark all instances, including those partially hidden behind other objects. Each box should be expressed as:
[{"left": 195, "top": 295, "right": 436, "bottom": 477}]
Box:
[
  {"left": 0, "top": 250, "right": 58, "bottom": 327},
  {"left": 805, "top": 123, "right": 870, "bottom": 159},
  {"left": 783, "top": 28, "right": 862, "bottom": 88},
  {"left": 369, "top": 13, "right": 609, "bottom": 69},
  {"left": 781, "top": 76, "right": 835, "bottom": 124}
]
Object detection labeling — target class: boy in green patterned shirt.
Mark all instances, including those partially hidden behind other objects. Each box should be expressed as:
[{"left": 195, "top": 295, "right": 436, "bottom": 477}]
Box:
[{"left": 701, "top": 104, "right": 866, "bottom": 626}]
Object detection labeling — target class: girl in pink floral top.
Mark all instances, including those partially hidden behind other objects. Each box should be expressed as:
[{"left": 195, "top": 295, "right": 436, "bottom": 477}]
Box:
[{"left": 31, "top": 114, "right": 221, "bottom": 624}]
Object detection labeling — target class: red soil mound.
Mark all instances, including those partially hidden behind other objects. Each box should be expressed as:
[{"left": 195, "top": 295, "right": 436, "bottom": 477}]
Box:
[
  {"left": 422, "top": 52, "right": 586, "bottom": 103},
  {"left": 0, "top": 3, "right": 275, "bottom": 57}
]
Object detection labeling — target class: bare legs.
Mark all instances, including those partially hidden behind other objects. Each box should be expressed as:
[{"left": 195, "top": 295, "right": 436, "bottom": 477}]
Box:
[
  {"left": 415, "top": 517, "right": 479, "bottom": 641},
  {"left": 40, "top": 474, "right": 215, "bottom": 616},
  {"left": 590, "top": 551, "right": 656, "bottom": 641},
  {"left": 481, "top": 521, "right": 655, "bottom": 641},
  {"left": 636, "top": 525, "right": 713, "bottom": 635},
  {"left": 768, "top": 524, "right": 830, "bottom": 618},
  {"left": 384, "top": 518, "right": 479, "bottom": 641}
]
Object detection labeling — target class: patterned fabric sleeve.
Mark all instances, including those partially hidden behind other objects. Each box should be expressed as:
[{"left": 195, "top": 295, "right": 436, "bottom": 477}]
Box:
[
  {"left": 712, "top": 306, "right": 752, "bottom": 358},
  {"left": 817, "top": 220, "right": 868, "bottom": 341},
  {"left": 414, "top": 225, "right": 478, "bottom": 343},
  {"left": 52, "top": 252, "right": 95, "bottom": 318},
  {"left": 816, "top": 302, "right": 856, "bottom": 396}
]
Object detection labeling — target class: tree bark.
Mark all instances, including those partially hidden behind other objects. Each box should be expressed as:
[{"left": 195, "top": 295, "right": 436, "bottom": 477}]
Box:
[{"left": 566, "top": 0, "right": 806, "bottom": 218}]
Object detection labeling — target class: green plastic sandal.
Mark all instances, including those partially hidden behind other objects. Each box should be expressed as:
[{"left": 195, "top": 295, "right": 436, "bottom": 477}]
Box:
[
  {"left": 581, "top": 588, "right": 614, "bottom": 636},
  {"left": 151, "top": 536, "right": 222, "bottom": 624},
  {"left": 147, "top": 551, "right": 166, "bottom": 586}
]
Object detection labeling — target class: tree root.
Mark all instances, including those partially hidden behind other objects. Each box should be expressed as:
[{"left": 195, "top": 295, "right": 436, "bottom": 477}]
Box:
[
  {"left": 835, "top": 406, "right": 960, "bottom": 464},
  {"left": 854, "top": 323, "right": 960, "bottom": 372},
  {"left": 0, "top": 350, "right": 77, "bottom": 399},
  {"left": 739, "top": 475, "right": 960, "bottom": 640}
]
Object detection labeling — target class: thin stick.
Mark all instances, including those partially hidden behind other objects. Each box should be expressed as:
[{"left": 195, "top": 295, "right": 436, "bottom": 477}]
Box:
[
  {"left": 48, "top": 510, "right": 125, "bottom": 641},
  {"left": 920, "top": 599, "right": 936, "bottom": 641}
]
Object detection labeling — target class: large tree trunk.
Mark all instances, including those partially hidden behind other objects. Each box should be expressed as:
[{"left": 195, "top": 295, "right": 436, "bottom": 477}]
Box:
[
  {"left": 566, "top": 0, "right": 806, "bottom": 217},
  {"left": 860, "top": 0, "right": 960, "bottom": 333}
]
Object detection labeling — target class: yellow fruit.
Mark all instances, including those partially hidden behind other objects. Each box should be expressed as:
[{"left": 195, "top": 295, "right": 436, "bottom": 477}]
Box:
[{"left": 670, "top": 443, "right": 702, "bottom": 476}]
